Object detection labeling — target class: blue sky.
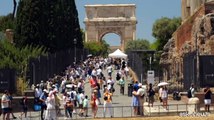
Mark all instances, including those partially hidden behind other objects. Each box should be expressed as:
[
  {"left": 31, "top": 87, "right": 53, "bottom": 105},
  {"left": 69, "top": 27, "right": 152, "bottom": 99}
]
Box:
[{"left": 0, "top": 0, "right": 181, "bottom": 46}]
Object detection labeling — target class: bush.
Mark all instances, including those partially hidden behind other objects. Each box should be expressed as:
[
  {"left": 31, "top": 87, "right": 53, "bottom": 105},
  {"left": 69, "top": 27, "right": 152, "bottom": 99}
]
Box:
[{"left": 16, "top": 77, "right": 28, "bottom": 95}]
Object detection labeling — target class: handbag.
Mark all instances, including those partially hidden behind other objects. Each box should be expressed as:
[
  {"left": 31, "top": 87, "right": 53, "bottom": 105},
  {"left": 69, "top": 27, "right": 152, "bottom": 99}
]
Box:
[
  {"left": 104, "top": 96, "right": 108, "bottom": 101},
  {"left": 90, "top": 100, "right": 95, "bottom": 106}
]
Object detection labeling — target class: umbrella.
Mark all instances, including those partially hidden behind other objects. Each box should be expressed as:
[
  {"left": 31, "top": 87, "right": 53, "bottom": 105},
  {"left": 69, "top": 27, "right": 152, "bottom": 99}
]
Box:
[
  {"left": 158, "top": 82, "right": 169, "bottom": 87},
  {"left": 87, "top": 54, "right": 92, "bottom": 57},
  {"left": 66, "top": 84, "right": 73, "bottom": 88}
]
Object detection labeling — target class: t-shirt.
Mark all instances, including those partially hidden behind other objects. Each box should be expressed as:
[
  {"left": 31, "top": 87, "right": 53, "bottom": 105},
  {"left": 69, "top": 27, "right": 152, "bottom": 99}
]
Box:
[
  {"left": 204, "top": 88, "right": 212, "bottom": 99},
  {"left": 83, "top": 99, "right": 88, "bottom": 108},
  {"left": 78, "top": 93, "right": 84, "bottom": 104},
  {"left": 137, "top": 88, "right": 145, "bottom": 98},
  {"left": 90, "top": 78, "right": 97, "bottom": 88},
  {"left": 119, "top": 79, "right": 125, "bottom": 86},
  {"left": 1, "top": 94, "right": 9, "bottom": 108},
  {"left": 107, "top": 66, "right": 112, "bottom": 73}
]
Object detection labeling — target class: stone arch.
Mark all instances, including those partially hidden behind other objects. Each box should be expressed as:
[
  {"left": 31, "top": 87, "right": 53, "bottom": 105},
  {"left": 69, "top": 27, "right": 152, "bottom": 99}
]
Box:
[
  {"left": 99, "top": 30, "right": 122, "bottom": 43},
  {"left": 84, "top": 4, "right": 137, "bottom": 51}
]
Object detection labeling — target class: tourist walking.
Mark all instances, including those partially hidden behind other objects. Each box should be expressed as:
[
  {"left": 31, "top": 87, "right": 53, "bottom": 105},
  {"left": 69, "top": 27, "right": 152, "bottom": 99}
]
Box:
[
  {"left": 147, "top": 83, "right": 155, "bottom": 107},
  {"left": 8, "top": 92, "right": 16, "bottom": 119},
  {"left": 161, "top": 87, "right": 168, "bottom": 110},
  {"left": 90, "top": 90, "right": 98, "bottom": 118},
  {"left": 45, "top": 91, "right": 57, "bottom": 120},
  {"left": 119, "top": 77, "right": 125, "bottom": 95},
  {"left": 83, "top": 95, "right": 89, "bottom": 117},
  {"left": 65, "top": 99, "right": 73, "bottom": 118},
  {"left": 158, "top": 86, "right": 163, "bottom": 102},
  {"left": 1, "top": 90, "right": 10, "bottom": 120},
  {"left": 40, "top": 89, "right": 49, "bottom": 120},
  {"left": 103, "top": 88, "right": 113, "bottom": 117},
  {"left": 132, "top": 86, "right": 140, "bottom": 116},
  {"left": 19, "top": 95, "right": 28, "bottom": 119},
  {"left": 204, "top": 86, "right": 212, "bottom": 112}
]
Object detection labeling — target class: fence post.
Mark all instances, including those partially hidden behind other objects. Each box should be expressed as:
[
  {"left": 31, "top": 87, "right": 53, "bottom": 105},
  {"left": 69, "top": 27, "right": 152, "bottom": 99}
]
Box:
[{"left": 122, "top": 106, "right": 123, "bottom": 117}]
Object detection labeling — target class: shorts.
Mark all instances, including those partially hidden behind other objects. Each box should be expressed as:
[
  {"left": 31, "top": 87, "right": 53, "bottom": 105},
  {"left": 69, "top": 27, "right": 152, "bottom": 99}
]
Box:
[
  {"left": 79, "top": 104, "right": 83, "bottom": 109},
  {"left": 204, "top": 99, "right": 211, "bottom": 105},
  {"left": 2, "top": 108, "right": 10, "bottom": 114},
  {"left": 149, "top": 96, "right": 154, "bottom": 102},
  {"left": 22, "top": 106, "right": 28, "bottom": 112}
]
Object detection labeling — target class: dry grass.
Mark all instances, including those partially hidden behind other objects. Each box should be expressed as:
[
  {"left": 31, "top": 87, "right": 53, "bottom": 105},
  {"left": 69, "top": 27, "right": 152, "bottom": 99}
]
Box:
[{"left": 128, "top": 67, "right": 138, "bottom": 82}]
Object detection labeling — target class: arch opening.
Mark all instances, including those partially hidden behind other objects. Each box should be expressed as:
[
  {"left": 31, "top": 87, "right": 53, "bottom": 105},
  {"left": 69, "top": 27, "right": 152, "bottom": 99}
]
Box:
[{"left": 101, "top": 33, "right": 121, "bottom": 52}]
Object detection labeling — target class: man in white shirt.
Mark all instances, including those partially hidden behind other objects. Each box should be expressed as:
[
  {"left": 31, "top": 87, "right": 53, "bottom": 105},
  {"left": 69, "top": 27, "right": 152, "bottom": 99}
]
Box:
[
  {"left": 1, "top": 90, "right": 10, "bottom": 120},
  {"left": 106, "top": 64, "right": 113, "bottom": 77}
]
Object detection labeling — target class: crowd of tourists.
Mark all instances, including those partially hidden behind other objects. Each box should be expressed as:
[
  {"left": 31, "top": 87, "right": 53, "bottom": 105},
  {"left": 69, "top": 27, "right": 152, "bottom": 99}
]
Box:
[
  {"left": 1, "top": 56, "right": 213, "bottom": 120},
  {"left": 3, "top": 57, "right": 128, "bottom": 120}
]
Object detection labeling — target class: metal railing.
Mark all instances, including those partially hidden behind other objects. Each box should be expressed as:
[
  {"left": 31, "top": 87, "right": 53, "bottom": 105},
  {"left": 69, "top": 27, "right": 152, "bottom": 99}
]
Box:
[{"left": 12, "top": 103, "right": 213, "bottom": 119}]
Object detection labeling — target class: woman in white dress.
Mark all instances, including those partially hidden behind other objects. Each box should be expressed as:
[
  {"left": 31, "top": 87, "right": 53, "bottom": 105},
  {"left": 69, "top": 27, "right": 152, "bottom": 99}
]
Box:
[
  {"left": 45, "top": 91, "right": 57, "bottom": 120},
  {"left": 161, "top": 87, "right": 168, "bottom": 110}
]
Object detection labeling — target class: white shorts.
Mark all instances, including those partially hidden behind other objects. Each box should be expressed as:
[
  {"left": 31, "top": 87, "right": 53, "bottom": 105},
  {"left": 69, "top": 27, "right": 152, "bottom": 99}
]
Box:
[{"left": 204, "top": 99, "right": 211, "bottom": 105}]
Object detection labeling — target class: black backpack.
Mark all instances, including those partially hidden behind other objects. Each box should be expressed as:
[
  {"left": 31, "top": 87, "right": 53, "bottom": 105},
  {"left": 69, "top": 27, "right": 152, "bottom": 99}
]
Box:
[
  {"left": 187, "top": 89, "right": 192, "bottom": 98},
  {"left": 19, "top": 98, "right": 24, "bottom": 105}
]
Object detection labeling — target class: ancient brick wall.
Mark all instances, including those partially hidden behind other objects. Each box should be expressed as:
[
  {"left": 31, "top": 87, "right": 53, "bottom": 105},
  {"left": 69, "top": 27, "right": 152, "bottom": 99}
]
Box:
[{"left": 175, "top": 6, "right": 205, "bottom": 53}]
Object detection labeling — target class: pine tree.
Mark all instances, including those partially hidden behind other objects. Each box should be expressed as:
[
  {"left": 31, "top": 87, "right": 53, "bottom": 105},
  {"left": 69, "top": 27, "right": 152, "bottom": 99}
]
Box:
[{"left": 14, "top": 0, "right": 83, "bottom": 52}]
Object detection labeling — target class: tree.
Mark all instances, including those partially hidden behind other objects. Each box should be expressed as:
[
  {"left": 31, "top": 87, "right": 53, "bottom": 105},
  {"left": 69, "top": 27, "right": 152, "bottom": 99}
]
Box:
[
  {"left": 0, "top": 14, "right": 16, "bottom": 32},
  {"left": 152, "top": 17, "right": 181, "bottom": 50},
  {"left": 84, "top": 40, "right": 109, "bottom": 56},
  {"left": 0, "top": 39, "right": 46, "bottom": 78},
  {"left": 14, "top": 0, "right": 83, "bottom": 53},
  {"left": 125, "top": 39, "right": 150, "bottom": 52}
]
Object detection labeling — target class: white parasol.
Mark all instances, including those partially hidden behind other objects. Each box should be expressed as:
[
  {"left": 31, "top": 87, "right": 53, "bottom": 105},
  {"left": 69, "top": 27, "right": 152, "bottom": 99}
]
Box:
[
  {"left": 158, "top": 82, "right": 169, "bottom": 87},
  {"left": 66, "top": 84, "right": 73, "bottom": 88}
]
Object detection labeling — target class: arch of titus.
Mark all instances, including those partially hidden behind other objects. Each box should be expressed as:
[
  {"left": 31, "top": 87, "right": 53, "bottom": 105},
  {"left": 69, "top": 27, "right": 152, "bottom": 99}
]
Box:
[{"left": 84, "top": 4, "right": 137, "bottom": 51}]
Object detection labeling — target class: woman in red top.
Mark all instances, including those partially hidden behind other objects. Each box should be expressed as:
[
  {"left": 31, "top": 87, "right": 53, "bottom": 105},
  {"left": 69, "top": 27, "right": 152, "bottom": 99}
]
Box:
[
  {"left": 90, "top": 76, "right": 98, "bottom": 91},
  {"left": 91, "top": 90, "right": 98, "bottom": 118}
]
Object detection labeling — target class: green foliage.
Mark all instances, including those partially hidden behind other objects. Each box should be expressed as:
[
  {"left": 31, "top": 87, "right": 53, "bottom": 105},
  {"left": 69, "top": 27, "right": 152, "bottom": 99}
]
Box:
[
  {"left": 84, "top": 40, "right": 110, "bottom": 56},
  {"left": 125, "top": 39, "right": 150, "bottom": 52},
  {"left": 14, "top": 0, "right": 83, "bottom": 53},
  {"left": 0, "top": 14, "right": 16, "bottom": 32},
  {"left": 0, "top": 39, "right": 46, "bottom": 78},
  {"left": 152, "top": 17, "right": 181, "bottom": 50},
  {"left": 150, "top": 40, "right": 160, "bottom": 50}
]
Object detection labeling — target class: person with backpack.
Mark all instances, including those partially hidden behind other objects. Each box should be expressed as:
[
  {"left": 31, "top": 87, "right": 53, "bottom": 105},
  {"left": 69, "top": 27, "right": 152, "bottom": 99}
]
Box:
[
  {"left": 188, "top": 84, "right": 195, "bottom": 98},
  {"left": 69, "top": 86, "right": 77, "bottom": 114},
  {"left": 147, "top": 83, "right": 155, "bottom": 107},
  {"left": 8, "top": 92, "right": 16, "bottom": 119},
  {"left": 40, "top": 89, "right": 49, "bottom": 120}
]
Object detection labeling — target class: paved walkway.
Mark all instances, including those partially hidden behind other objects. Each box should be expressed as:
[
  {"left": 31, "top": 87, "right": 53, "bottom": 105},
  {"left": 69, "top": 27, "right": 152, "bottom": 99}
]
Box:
[{"left": 11, "top": 68, "right": 195, "bottom": 119}]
